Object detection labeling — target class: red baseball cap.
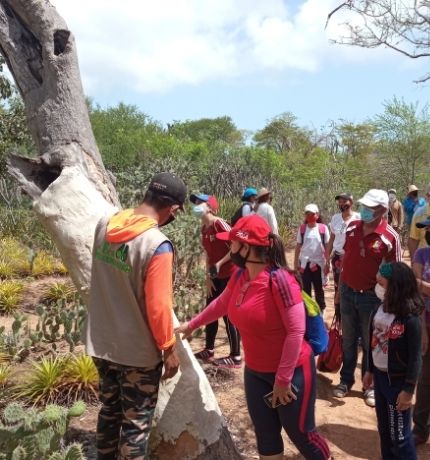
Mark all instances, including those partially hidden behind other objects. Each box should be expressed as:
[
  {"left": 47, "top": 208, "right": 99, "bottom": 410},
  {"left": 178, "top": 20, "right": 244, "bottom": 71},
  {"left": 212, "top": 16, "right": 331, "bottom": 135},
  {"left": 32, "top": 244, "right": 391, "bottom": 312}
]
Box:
[{"left": 217, "top": 215, "right": 271, "bottom": 246}]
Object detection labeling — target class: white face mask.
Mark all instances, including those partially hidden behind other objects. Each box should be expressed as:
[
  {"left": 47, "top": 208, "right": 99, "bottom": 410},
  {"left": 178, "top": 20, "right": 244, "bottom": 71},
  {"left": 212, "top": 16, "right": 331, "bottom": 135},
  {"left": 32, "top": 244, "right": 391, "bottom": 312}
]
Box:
[
  {"left": 375, "top": 283, "right": 386, "bottom": 301},
  {"left": 388, "top": 193, "right": 396, "bottom": 203}
]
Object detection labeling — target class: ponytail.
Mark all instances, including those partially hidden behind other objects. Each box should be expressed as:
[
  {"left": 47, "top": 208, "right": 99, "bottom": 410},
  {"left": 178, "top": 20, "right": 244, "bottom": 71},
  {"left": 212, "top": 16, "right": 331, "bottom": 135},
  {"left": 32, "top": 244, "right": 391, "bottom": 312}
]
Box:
[
  {"left": 268, "top": 233, "right": 287, "bottom": 268},
  {"left": 253, "top": 234, "right": 302, "bottom": 286}
]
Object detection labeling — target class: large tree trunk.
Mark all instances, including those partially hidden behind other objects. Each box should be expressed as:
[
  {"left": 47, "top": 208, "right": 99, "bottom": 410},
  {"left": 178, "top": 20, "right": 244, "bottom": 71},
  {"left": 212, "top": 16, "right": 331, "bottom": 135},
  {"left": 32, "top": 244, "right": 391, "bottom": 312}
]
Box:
[{"left": 0, "top": 1, "right": 242, "bottom": 458}]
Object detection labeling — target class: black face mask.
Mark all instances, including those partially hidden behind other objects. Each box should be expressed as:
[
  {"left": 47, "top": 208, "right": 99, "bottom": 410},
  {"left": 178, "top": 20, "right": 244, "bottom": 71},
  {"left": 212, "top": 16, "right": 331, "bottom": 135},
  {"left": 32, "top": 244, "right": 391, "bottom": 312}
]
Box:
[
  {"left": 159, "top": 213, "right": 176, "bottom": 227},
  {"left": 339, "top": 204, "right": 351, "bottom": 212},
  {"left": 230, "top": 246, "right": 250, "bottom": 269},
  {"left": 425, "top": 231, "right": 430, "bottom": 246}
]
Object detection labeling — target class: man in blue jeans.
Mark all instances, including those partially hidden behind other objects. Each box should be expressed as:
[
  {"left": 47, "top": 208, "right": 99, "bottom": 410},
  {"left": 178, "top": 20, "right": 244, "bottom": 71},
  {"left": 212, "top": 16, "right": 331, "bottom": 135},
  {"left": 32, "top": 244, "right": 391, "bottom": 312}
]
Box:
[{"left": 333, "top": 189, "right": 401, "bottom": 407}]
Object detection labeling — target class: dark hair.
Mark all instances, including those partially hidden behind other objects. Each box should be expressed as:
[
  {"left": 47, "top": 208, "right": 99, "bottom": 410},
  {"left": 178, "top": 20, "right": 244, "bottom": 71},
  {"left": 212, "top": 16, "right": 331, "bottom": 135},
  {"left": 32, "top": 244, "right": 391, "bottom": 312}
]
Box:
[
  {"left": 253, "top": 234, "right": 302, "bottom": 286},
  {"left": 143, "top": 190, "right": 177, "bottom": 210},
  {"left": 383, "top": 262, "right": 425, "bottom": 317}
]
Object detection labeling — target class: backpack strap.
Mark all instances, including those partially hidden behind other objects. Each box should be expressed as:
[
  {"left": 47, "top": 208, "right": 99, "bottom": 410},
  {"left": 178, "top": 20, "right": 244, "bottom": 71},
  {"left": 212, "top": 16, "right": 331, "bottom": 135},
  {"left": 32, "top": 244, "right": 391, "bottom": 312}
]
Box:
[
  {"left": 300, "top": 223, "right": 326, "bottom": 247},
  {"left": 299, "top": 224, "right": 306, "bottom": 244},
  {"left": 318, "top": 223, "right": 326, "bottom": 248}
]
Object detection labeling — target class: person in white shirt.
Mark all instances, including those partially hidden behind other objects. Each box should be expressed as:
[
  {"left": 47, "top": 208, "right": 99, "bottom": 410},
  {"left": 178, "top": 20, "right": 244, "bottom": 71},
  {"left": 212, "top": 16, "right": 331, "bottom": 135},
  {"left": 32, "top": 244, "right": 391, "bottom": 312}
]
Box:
[
  {"left": 255, "top": 187, "right": 278, "bottom": 235},
  {"left": 325, "top": 193, "right": 360, "bottom": 316},
  {"left": 294, "top": 204, "right": 330, "bottom": 312}
]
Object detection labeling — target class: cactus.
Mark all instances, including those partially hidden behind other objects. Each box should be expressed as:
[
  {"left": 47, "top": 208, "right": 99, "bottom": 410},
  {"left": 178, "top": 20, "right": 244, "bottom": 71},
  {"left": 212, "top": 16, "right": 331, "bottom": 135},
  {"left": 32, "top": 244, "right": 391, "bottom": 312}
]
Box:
[
  {"left": 67, "top": 401, "right": 85, "bottom": 418},
  {"left": 34, "top": 297, "right": 86, "bottom": 352},
  {"left": 64, "top": 444, "right": 85, "bottom": 460},
  {"left": 0, "top": 402, "right": 86, "bottom": 459}
]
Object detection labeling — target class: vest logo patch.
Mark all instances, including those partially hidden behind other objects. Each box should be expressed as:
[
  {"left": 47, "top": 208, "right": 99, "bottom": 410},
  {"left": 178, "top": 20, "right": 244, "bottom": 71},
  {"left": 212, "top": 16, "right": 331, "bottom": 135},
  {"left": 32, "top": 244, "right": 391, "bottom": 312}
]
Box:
[{"left": 95, "top": 242, "right": 131, "bottom": 273}]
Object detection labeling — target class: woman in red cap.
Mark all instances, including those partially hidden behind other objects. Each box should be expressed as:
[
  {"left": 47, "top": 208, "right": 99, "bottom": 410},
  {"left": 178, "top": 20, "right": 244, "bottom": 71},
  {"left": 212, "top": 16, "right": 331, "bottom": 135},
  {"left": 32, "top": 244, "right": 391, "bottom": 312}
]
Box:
[
  {"left": 190, "top": 193, "right": 242, "bottom": 368},
  {"left": 177, "top": 215, "right": 330, "bottom": 460}
]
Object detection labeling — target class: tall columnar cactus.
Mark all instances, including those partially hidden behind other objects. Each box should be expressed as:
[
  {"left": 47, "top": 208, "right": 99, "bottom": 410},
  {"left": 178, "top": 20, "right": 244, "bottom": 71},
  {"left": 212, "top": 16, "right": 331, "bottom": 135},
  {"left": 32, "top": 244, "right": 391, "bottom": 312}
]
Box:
[{"left": 0, "top": 401, "right": 86, "bottom": 460}]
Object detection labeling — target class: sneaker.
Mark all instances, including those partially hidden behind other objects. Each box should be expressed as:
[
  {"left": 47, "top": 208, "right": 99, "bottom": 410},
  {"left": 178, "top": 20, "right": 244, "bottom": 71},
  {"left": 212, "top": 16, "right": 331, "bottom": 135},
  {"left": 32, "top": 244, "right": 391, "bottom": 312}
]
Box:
[
  {"left": 364, "top": 389, "right": 375, "bottom": 407},
  {"left": 333, "top": 382, "right": 350, "bottom": 398},
  {"left": 194, "top": 348, "right": 214, "bottom": 362},
  {"left": 212, "top": 355, "right": 242, "bottom": 369}
]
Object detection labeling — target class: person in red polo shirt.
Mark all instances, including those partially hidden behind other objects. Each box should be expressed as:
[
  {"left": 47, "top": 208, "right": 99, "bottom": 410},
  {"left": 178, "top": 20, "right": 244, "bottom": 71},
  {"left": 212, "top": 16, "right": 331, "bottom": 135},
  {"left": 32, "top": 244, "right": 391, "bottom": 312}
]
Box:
[
  {"left": 190, "top": 192, "right": 242, "bottom": 368},
  {"left": 333, "top": 189, "right": 401, "bottom": 407}
]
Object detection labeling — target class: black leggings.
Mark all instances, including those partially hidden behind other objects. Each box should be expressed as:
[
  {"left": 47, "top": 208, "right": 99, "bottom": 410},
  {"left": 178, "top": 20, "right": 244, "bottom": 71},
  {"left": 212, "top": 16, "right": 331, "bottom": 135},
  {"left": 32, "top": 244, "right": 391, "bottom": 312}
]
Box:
[
  {"left": 302, "top": 263, "right": 326, "bottom": 311},
  {"left": 244, "top": 353, "right": 330, "bottom": 459},
  {"left": 205, "top": 277, "right": 241, "bottom": 357}
]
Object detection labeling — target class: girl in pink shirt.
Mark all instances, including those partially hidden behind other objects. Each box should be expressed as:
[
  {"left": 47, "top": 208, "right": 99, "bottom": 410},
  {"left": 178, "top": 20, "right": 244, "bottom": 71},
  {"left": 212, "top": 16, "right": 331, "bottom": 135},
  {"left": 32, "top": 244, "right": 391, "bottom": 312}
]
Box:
[{"left": 177, "top": 215, "right": 330, "bottom": 460}]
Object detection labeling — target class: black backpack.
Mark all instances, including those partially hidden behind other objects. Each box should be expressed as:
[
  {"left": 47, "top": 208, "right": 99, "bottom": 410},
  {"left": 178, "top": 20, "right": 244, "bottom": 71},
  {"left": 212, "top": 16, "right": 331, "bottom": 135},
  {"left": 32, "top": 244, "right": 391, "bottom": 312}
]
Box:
[{"left": 231, "top": 203, "right": 247, "bottom": 226}]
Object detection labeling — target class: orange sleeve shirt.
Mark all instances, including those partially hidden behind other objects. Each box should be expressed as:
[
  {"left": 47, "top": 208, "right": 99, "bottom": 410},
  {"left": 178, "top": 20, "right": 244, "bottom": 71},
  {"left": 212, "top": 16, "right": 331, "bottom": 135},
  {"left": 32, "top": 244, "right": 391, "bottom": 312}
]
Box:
[{"left": 143, "top": 242, "right": 176, "bottom": 350}]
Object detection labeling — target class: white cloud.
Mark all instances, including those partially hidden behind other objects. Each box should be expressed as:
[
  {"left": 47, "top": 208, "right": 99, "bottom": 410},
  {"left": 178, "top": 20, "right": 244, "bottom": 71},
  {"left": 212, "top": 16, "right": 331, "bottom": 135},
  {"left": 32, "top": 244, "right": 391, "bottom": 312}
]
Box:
[{"left": 49, "top": 0, "right": 394, "bottom": 94}]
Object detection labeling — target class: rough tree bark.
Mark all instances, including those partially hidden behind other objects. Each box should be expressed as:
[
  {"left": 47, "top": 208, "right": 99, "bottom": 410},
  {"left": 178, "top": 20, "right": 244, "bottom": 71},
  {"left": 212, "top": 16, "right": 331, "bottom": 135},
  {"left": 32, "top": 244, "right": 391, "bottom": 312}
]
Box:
[{"left": 0, "top": 1, "right": 242, "bottom": 458}]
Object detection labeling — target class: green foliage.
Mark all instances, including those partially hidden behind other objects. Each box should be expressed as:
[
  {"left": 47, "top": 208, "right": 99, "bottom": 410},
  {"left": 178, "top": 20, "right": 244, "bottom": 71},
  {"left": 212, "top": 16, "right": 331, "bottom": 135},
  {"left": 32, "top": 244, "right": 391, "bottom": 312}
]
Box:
[
  {"left": 373, "top": 97, "right": 430, "bottom": 188},
  {"left": 14, "top": 354, "right": 97, "bottom": 406},
  {"left": 253, "top": 112, "right": 315, "bottom": 156},
  {"left": 0, "top": 281, "right": 24, "bottom": 314},
  {"left": 41, "top": 282, "right": 76, "bottom": 305},
  {"left": 0, "top": 363, "right": 11, "bottom": 387},
  {"left": 61, "top": 354, "right": 98, "bottom": 404},
  {"left": 31, "top": 251, "right": 64, "bottom": 277},
  {"left": 89, "top": 102, "right": 163, "bottom": 169},
  {"left": 168, "top": 116, "right": 244, "bottom": 146},
  {"left": 0, "top": 314, "right": 31, "bottom": 363},
  {"left": 34, "top": 297, "right": 86, "bottom": 352},
  {"left": 0, "top": 238, "right": 31, "bottom": 279},
  {"left": 0, "top": 401, "right": 85, "bottom": 460},
  {"left": 14, "top": 355, "right": 68, "bottom": 405}
]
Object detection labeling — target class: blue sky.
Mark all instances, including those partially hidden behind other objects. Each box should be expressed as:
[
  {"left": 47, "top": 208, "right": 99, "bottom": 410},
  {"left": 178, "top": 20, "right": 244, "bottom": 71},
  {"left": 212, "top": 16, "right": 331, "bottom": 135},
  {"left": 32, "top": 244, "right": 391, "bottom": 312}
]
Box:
[{"left": 52, "top": 0, "right": 430, "bottom": 132}]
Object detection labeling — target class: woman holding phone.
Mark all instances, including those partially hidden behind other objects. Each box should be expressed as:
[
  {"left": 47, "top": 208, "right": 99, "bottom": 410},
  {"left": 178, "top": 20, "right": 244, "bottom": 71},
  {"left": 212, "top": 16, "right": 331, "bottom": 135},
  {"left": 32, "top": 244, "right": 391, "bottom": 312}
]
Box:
[{"left": 177, "top": 215, "right": 330, "bottom": 460}]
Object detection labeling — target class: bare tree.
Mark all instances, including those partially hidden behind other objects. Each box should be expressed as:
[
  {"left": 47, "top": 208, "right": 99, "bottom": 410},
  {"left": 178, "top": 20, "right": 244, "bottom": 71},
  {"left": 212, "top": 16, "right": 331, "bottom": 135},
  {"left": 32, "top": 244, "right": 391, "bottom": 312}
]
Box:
[
  {"left": 0, "top": 1, "right": 241, "bottom": 458},
  {"left": 328, "top": 1, "right": 430, "bottom": 82}
]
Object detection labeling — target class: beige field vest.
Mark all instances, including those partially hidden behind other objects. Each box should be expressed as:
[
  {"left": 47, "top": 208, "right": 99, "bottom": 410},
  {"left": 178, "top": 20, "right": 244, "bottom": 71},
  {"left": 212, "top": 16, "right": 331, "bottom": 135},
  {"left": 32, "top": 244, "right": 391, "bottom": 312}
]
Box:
[{"left": 83, "top": 215, "right": 170, "bottom": 368}]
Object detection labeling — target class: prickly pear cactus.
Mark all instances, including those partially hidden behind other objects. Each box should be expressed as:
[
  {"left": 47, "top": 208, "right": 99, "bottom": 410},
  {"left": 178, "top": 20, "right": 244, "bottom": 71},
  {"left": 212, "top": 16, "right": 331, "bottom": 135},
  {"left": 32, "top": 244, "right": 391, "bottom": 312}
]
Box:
[{"left": 0, "top": 401, "right": 86, "bottom": 459}]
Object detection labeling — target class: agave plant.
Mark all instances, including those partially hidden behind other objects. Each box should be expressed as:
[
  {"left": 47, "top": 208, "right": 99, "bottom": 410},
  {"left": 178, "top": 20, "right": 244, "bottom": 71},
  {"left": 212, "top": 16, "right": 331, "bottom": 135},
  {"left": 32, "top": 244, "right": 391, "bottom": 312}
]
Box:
[
  {"left": 42, "top": 281, "right": 76, "bottom": 304},
  {"left": 14, "top": 355, "right": 69, "bottom": 405},
  {"left": 61, "top": 354, "right": 99, "bottom": 404},
  {"left": 31, "top": 251, "right": 57, "bottom": 277},
  {"left": 0, "top": 237, "right": 31, "bottom": 277},
  {"left": 0, "top": 279, "right": 24, "bottom": 314},
  {"left": 0, "top": 363, "right": 11, "bottom": 387}
]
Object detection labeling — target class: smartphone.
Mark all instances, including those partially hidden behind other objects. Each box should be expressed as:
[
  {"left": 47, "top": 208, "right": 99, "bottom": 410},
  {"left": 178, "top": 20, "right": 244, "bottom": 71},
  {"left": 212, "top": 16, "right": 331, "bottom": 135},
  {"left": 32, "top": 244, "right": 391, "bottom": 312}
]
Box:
[
  {"left": 263, "top": 384, "right": 299, "bottom": 408},
  {"left": 208, "top": 265, "right": 218, "bottom": 279}
]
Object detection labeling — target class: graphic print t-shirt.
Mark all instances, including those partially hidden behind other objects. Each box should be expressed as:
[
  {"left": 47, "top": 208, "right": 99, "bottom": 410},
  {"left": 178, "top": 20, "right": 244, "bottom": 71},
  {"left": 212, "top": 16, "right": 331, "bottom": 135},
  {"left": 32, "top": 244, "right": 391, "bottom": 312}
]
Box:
[{"left": 371, "top": 305, "right": 395, "bottom": 371}]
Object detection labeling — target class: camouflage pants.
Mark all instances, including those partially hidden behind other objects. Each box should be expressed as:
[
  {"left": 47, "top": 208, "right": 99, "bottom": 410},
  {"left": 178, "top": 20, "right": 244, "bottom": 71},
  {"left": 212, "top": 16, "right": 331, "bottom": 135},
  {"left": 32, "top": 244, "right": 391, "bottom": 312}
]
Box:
[{"left": 93, "top": 358, "right": 163, "bottom": 460}]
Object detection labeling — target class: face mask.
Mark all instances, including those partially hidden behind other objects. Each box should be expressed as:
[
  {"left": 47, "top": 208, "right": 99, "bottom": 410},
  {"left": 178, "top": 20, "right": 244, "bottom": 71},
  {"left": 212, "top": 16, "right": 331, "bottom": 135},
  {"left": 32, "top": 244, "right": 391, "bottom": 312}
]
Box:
[
  {"left": 425, "top": 231, "right": 430, "bottom": 246},
  {"left": 360, "top": 206, "right": 377, "bottom": 223},
  {"left": 388, "top": 193, "right": 396, "bottom": 203},
  {"left": 192, "top": 204, "right": 206, "bottom": 218},
  {"left": 230, "top": 246, "right": 250, "bottom": 269},
  {"left": 375, "top": 283, "right": 386, "bottom": 301},
  {"left": 306, "top": 214, "right": 318, "bottom": 224},
  {"left": 160, "top": 213, "right": 175, "bottom": 227},
  {"left": 339, "top": 204, "right": 350, "bottom": 212}
]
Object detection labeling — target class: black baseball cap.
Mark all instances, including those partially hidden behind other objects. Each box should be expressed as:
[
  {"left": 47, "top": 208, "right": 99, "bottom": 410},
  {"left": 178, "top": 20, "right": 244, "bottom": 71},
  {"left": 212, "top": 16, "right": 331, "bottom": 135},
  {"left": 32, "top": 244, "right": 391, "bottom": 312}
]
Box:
[
  {"left": 148, "top": 172, "right": 187, "bottom": 209},
  {"left": 416, "top": 216, "right": 430, "bottom": 228},
  {"left": 335, "top": 192, "right": 353, "bottom": 201}
]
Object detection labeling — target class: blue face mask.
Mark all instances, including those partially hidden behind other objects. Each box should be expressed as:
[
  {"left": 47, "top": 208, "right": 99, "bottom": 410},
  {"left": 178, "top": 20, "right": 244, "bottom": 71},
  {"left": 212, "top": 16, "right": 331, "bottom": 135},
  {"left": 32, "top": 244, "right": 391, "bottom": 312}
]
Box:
[
  {"left": 192, "top": 204, "right": 206, "bottom": 218},
  {"left": 360, "top": 206, "right": 376, "bottom": 223}
]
